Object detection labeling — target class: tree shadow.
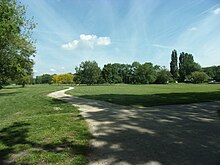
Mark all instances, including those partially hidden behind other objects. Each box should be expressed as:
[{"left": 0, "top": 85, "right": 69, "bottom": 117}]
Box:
[
  {"left": 78, "top": 91, "right": 220, "bottom": 107},
  {"left": 0, "top": 121, "right": 90, "bottom": 164},
  {"left": 59, "top": 94, "right": 220, "bottom": 165},
  {"left": 0, "top": 92, "right": 21, "bottom": 97}
]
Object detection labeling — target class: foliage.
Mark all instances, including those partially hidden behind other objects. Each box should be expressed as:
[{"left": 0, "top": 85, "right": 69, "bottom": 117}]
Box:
[
  {"left": 170, "top": 49, "right": 179, "bottom": 80},
  {"left": 75, "top": 61, "right": 101, "bottom": 85},
  {"left": 179, "top": 52, "right": 201, "bottom": 82},
  {"left": 52, "top": 73, "right": 74, "bottom": 84},
  {"left": 155, "top": 67, "right": 173, "bottom": 84},
  {"left": 203, "top": 65, "right": 220, "bottom": 81},
  {"left": 0, "top": 0, "right": 36, "bottom": 89},
  {"left": 41, "top": 74, "right": 53, "bottom": 84},
  {"left": 191, "top": 71, "right": 209, "bottom": 83}
]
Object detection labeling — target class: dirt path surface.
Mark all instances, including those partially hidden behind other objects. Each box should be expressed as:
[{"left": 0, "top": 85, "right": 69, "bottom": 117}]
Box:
[{"left": 48, "top": 87, "right": 220, "bottom": 165}]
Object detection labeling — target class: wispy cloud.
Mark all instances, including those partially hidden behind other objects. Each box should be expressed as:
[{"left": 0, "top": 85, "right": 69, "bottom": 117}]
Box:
[
  {"left": 151, "top": 44, "right": 173, "bottom": 49},
  {"left": 188, "top": 27, "right": 197, "bottom": 31},
  {"left": 62, "top": 34, "right": 111, "bottom": 50},
  {"left": 213, "top": 7, "right": 220, "bottom": 15}
]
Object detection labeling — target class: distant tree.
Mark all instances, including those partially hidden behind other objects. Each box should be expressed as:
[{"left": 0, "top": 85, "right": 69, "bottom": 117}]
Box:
[
  {"left": 191, "top": 71, "right": 209, "bottom": 83},
  {"left": 170, "top": 49, "right": 179, "bottom": 80},
  {"left": 102, "top": 64, "right": 114, "bottom": 84},
  {"left": 155, "top": 67, "right": 173, "bottom": 84},
  {"left": 41, "top": 74, "right": 52, "bottom": 84},
  {"left": 130, "top": 61, "right": 141, "bottom": 84},
  {"left": 135, "top": 62, "right": 156, "bottom": 84},
  {"left": 179, "top": 52, "right": 201, "bottom": 82},
  {"left": 0, "top": 0, "right": 36, "bottom": 89},
  {"left": 35, "top": 76, "right": 42, "bottom": 84},
  {"left": 203, "top": 65, "right": 220, "bottom": 81},
  {"left": 76, "top": 61, "right": 101, "bottom": 85},
  {"left": 52, "top": 73, "right": 74, "bottom": 85}
]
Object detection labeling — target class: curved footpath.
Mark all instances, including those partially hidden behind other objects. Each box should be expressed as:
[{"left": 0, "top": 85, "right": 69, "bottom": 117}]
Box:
[{"left": 48, "top": 87, "right": 220, "bottom": 165}]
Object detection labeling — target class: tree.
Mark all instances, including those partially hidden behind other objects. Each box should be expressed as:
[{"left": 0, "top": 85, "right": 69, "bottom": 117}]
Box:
[
  {"left": 155, "top": 67, "right": 173, "bottom": 84},
  {"left": 179, "top": 52, "right": 201, "bottom": 82},
  {"left": 0, "top": 0, "right": 36, "bottom": 89},
  {"left": 52, "top": 73, "right": 74, "bottom": 85},
  {"left": 76, "top": 61, "right": 101, "bottom": 85},
  {"left": 191, "top": 71, "right": 209, "bottom": 83},
  {"left": 170, "top": 49, "right": 178, "bottom": 80},
  {"left": 41, "top": 74, "right": 52, "bottom": 84},
  {"left": 135, "top": 62, "right": 156, "bottom": 84},
  {"left": 203, "top": 65, "right": 220, "bottom": 81}
]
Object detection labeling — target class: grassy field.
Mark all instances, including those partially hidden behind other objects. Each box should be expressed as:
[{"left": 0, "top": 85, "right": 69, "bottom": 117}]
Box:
[
  {"left": 67, "top": 83, "right": 220, "bottom": 107},
  {"left": 0, "top": 85, "right": 91, "bottom": 165}
]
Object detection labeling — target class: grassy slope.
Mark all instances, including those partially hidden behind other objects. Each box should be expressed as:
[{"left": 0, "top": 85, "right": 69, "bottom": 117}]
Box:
[
  {"left": 0, "top": 85, "right": 91, "bottom": 165},
  {"left": 67, "top": 84, "right": 220, "bottom": 107}
]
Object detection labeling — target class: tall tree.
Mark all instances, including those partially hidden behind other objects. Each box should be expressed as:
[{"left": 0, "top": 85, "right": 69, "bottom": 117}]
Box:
[
  {"left": 76, "top": 61, "right": 101, "bottom": 85},
  {"left": 170, "top": 49, "right": 178, "bottom": 80},
  {"left": 0, "top": 0, "right": 36, "bottom": 89},
  {"left": 179, "top": 52, "right": 201, "bottom": 82}
]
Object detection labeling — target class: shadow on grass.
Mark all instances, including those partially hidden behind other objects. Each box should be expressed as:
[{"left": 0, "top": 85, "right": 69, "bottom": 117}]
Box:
[
  {"left": 78, "top": 91, "right": 220, "bottom": 107},
  {"left": 59, "top": 92, "right": 220, "bottom": 165},
  {"left": 0, "top": 92, "right": 21, "bottom": 97},
  {"left": 0, "top": 122, "right": 89, "bottom": 164}
]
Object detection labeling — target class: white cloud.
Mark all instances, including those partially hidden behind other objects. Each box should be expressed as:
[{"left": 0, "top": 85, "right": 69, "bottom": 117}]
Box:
[
  {"left": 61, "top": 66, "right": 65, "bottom": 70},
  {"left": 62, "top": 34, "right": 111, "bottom": 50},
  {"left": 152, "top": 44, "right": 173, "bottom": 49},
  {"left": 188, "top": 27, "right": 197, "bottom": 31},
  {"left": 50, "top": 68, "right": 56, "bottom": 72},
  {"left": 213, "top": 8, "right": 220, "bottom": 15}
]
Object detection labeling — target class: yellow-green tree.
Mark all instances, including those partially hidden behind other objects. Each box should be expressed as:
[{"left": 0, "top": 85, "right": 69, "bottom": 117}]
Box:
[{"left": 52, "top": 73, "right": 74, "bottom": 85}]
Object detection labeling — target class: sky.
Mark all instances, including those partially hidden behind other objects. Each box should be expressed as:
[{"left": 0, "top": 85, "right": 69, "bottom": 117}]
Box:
[{"left": 22, "top": 0, "right": 220, "bottom": 76}]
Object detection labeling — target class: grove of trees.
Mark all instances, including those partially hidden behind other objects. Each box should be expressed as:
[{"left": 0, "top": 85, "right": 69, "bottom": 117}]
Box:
[{"left": 0, "top": 0, "right": 36, "bottom": 88}]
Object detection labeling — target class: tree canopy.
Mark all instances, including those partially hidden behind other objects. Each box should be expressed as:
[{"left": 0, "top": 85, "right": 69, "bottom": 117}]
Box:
[{"left": 0, "top": 0, "right": 36, "bottom": 88}]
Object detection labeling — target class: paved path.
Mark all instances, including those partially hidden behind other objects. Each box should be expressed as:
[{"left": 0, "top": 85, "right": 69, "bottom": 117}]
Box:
[{"left": 48, "top": 87, "right": 220, "bottom": 165}]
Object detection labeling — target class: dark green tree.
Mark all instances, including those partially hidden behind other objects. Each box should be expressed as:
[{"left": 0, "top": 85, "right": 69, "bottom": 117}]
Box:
[
  {"left": 155, "top": 66, "right": 173, "bottom": 84},
  {"left": 135, "top": 62, "right": 156, "bottom": 84},
  {"left": 76, "top": 61, "right": 101, "bottom": 85},
  {"left": 203, "top": 65, "right": 220, "bottom": 81},
  {"left": 170, "top": 49, "right": 178, "bottom": 80},
  {"left": 179, "top": 52, "right": 201, "bottom": 82},
  {"left": 41, "top": 74, "right": 52, "bottom": 84},
  {"left": 0, "top": 0, "right": 36, "bottom": 89}
]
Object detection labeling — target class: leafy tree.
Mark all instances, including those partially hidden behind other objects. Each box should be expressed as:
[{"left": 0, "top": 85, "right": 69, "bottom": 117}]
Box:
[
  {"left": 41, "top": 74, "right": 52, "bottom": 84},
  {"left": 191, "top": 71, "right": 209, "bottom": 83},
  {"left": 52, "top": 73, "right": 74, "bottom": 85},
  {"left": 135, "top": 62, "right": 156, "bottom": 84},
  {"left": 203, "top": 65, "right": 220, "bottom": 81},
  {"left": 102, "top": 64, "right": 114, "bottom": 84},
  {"left": 130, "top": 61, "right": 141, "bottom": 84},
  {"left": 0, "top": 0, "right": 36, "bottom": 89},
  {"left": 35, "top": 76, "right": 42, "bottom": 84},
  {"left": 179, "top": 52, "right": 201, "bottom": 82},
  {"left": 155, "top": 67, "right": 173, "bottom": 84},
  {"left": 170, "top": 49, "right": 178, "bottom": 80},
  {"left": 76, "top": 61, "right": 101, "bottom": 85}
]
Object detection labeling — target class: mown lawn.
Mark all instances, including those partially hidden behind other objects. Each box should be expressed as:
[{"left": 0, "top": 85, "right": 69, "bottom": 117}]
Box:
[
  {"left": 0, "top": 85, "right": 91, "bottom": 165},
  {"left": 67, "top": 83, "right": 220, "bottom": 107}
]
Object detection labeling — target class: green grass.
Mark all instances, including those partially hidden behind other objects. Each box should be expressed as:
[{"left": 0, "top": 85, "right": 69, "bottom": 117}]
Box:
[
  {"left": 0, "top": 85, "right": 91, "bottom": 165},
  {"left": 67, "top": 83, "right": 220, "bottom": 107}
]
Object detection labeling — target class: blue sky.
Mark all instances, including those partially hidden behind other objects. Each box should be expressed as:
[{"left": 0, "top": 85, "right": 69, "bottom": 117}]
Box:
[{"left": 22, "top": 0, "right": 220, "bottom": 76}]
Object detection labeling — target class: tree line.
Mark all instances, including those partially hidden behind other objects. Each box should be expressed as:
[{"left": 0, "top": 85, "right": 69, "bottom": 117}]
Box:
[{"left": 1, "top": 0, "right": 220, "bottom": 88}]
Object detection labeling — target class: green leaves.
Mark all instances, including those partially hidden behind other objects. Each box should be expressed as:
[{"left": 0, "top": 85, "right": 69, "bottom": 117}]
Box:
[{"left": 0, "top": 0, "right": 36, "bottom": 88}]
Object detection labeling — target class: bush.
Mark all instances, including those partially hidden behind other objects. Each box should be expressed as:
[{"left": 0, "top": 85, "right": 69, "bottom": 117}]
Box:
[{"left": 191, "top": 71, "right": 209, "bottom": 83}]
